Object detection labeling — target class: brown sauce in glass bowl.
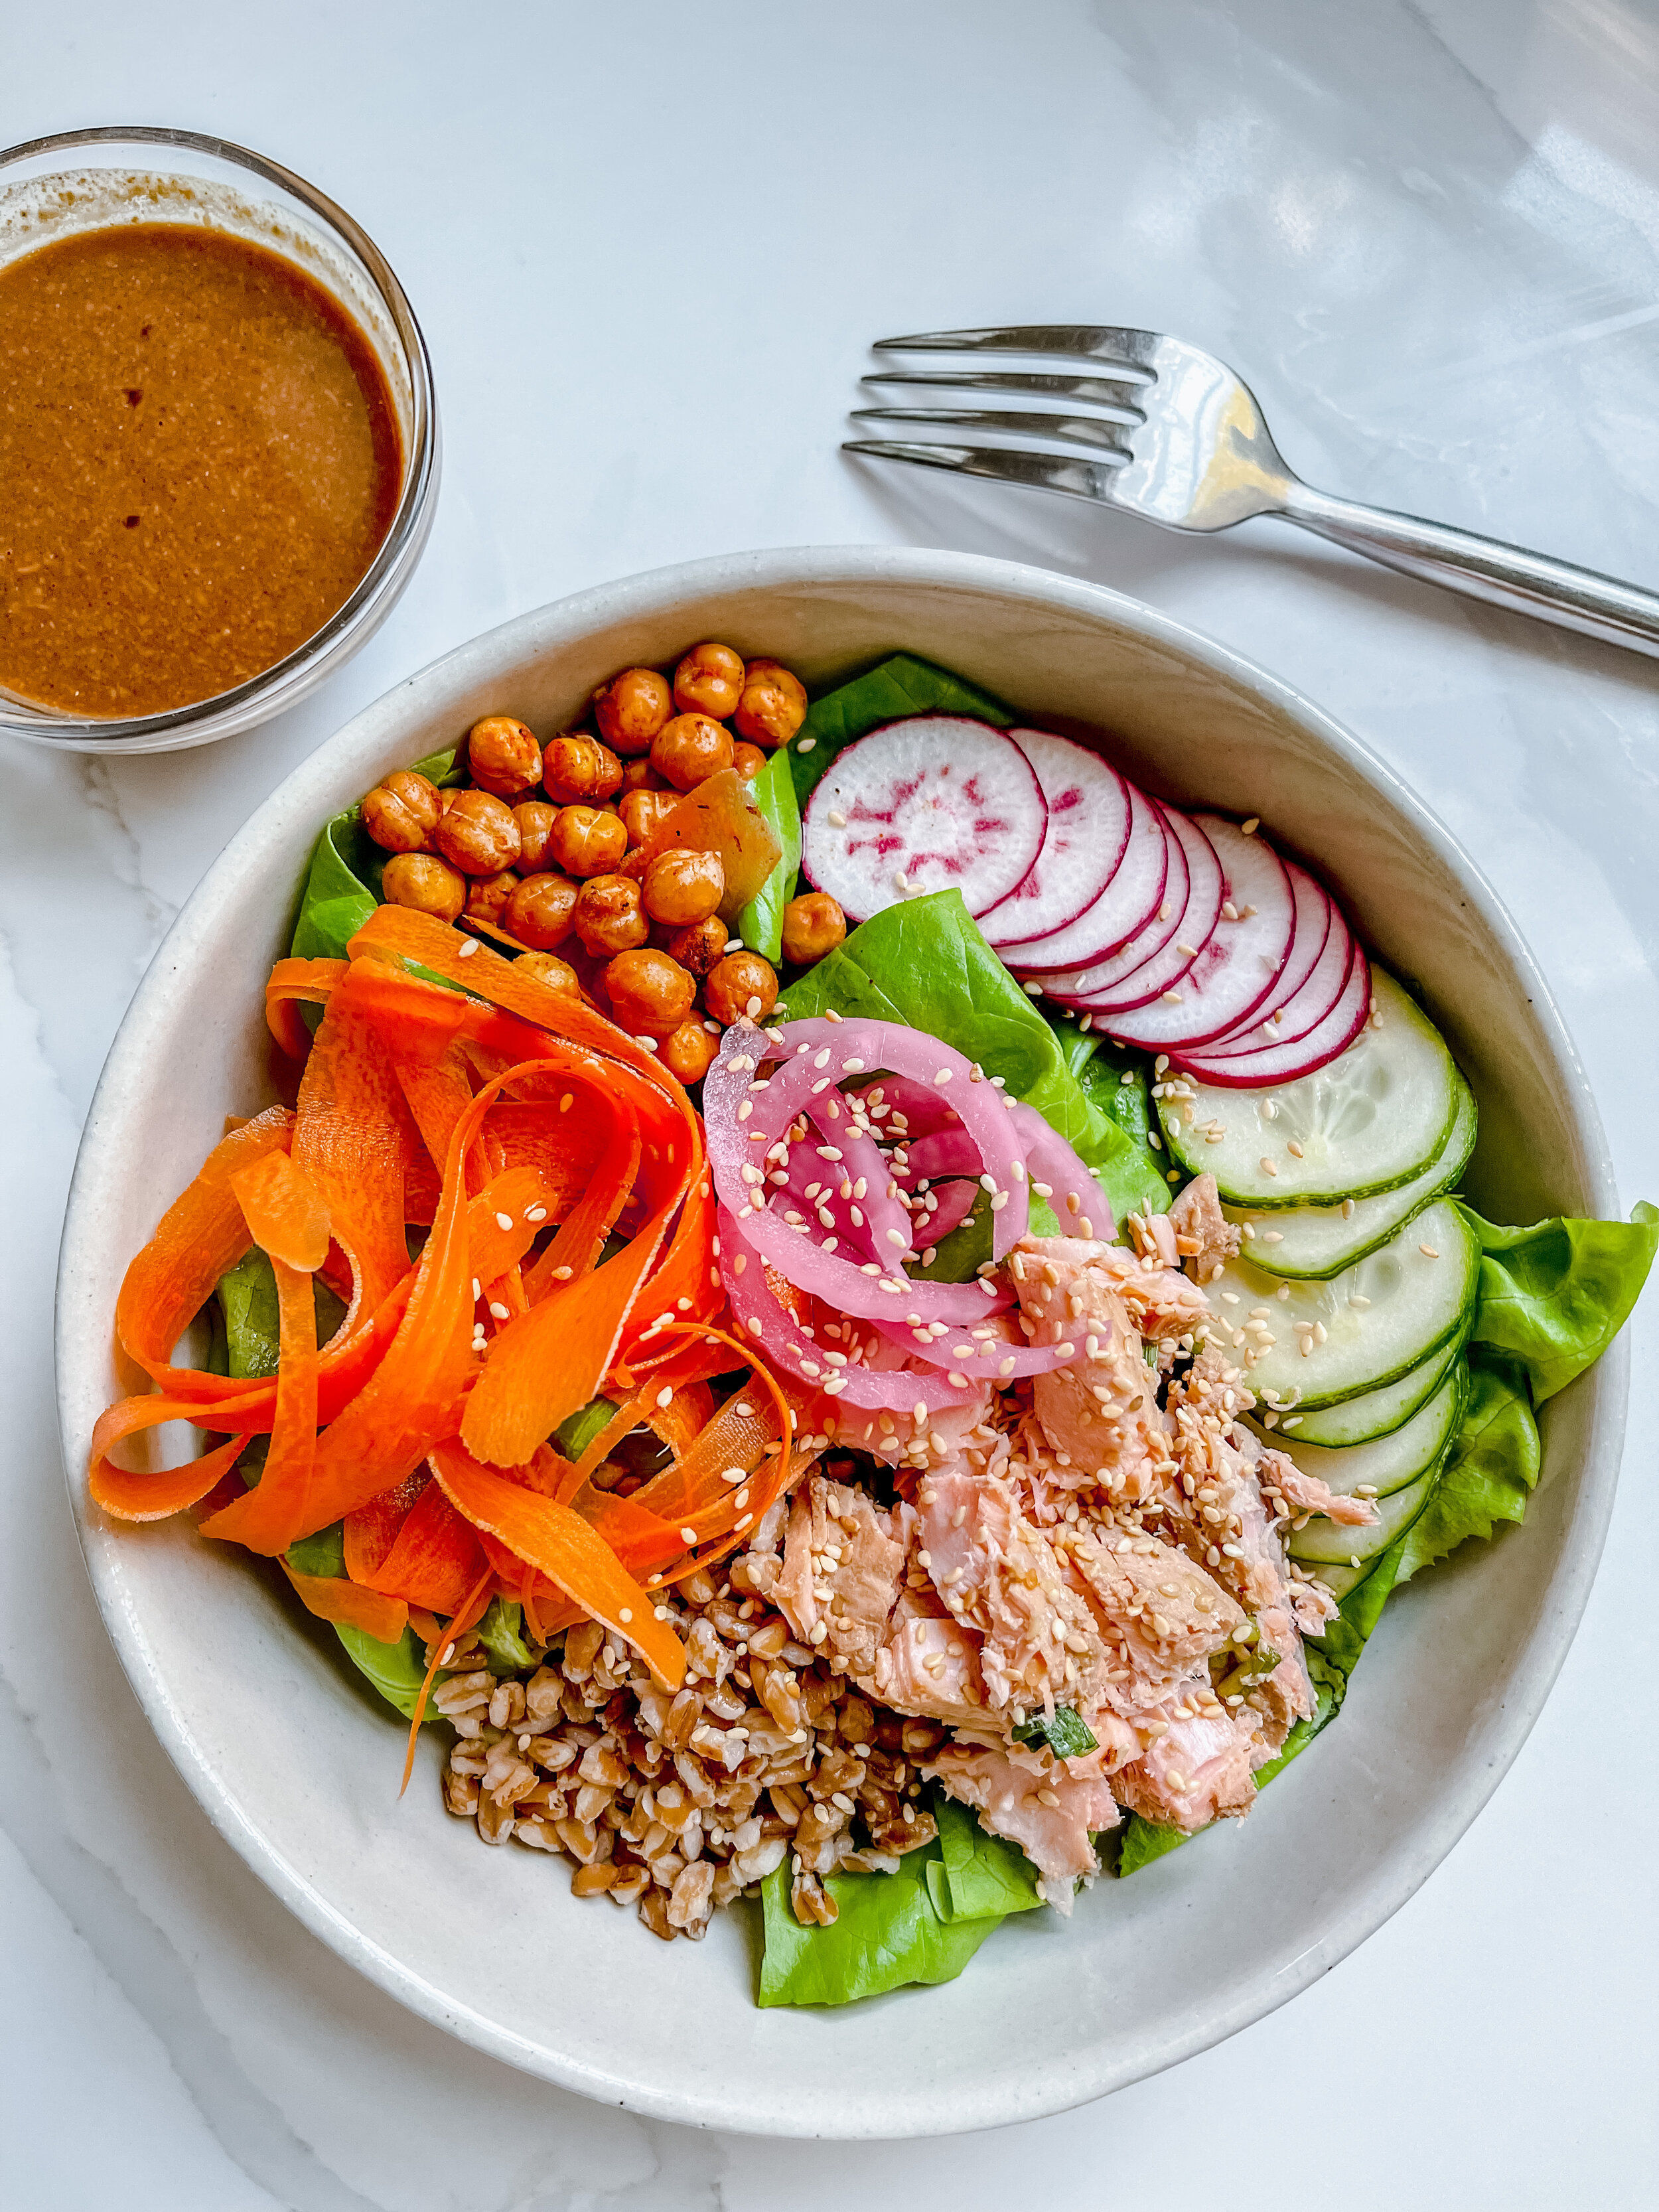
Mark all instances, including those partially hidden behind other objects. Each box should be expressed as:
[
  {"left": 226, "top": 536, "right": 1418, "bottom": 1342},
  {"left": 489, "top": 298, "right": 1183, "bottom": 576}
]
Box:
[{"left": 0, "top": 223, "right": 402, "bottom": 719}]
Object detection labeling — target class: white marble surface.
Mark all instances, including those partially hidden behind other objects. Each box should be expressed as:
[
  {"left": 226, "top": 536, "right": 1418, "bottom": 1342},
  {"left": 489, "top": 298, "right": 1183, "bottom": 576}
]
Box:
[{"left": 4, "top": 1, "right": 1658, "bottom": 2203}]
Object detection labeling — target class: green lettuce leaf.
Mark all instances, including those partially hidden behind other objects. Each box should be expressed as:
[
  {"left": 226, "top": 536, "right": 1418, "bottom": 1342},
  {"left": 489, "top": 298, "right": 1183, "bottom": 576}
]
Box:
[
  {"left": 285, "top": 1522, "right": 346, "bottom": 1578},
  {"left": 1396, "top": 1351, "right": 1541, "bottom": 1582},
  {"left": 219, "top": 1247, "right": 283, "bottom": 1379},
  {"left": 289, "top": 744, "right": 464, "bottom": 962},
  {"left": 931, "top": 1794, "right": 1046, "bottom": 1920},
  {"left": 757, "top": 1843, "right": 1002, "bottom": 2007},
  {"left": 1460, "top": 1201, "right": 1656, "bottom": 1404},
  {"left": 476, "top": 1595, "right": 538, "bottom": 1674},
  {"left": 786, "top": 652, "right": 1014, "bottom": 812},
  {"left": 737, "top": 748, "right": 802, "bottom": 964},
  {"left": 333, "top": 1623, "right": 437, "bottom": 1720},
  {"left": 774, "top": 890, "right": 1168, "bottom": 1230},
  {"left": 553, "top": 1395, "right": 618, "bottom": 1461}
]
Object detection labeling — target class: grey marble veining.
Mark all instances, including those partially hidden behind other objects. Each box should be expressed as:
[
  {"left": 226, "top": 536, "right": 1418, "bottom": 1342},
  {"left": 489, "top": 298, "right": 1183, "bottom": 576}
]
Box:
[{"left": 4, "top": 1, "right": 1657, "bottom": 2203}]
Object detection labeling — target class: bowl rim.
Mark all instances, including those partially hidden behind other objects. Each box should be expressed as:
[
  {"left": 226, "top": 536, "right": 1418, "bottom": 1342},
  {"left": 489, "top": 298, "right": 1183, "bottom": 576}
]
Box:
[
  {"left": 54, "top": 543, "right": 1626, "bottom": 2134},
  {"left": 0, "top": 123, "right": 441, "bottom": 756}
]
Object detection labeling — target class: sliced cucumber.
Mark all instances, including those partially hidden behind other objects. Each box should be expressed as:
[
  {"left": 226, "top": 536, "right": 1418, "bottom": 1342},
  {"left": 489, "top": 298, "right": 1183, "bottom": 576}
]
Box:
[
  {"left": 1305, "top": 1555, "right": 1371, "bottom": 1601},
  {"left": 1289, "top": 1459, "right": 1440, "bottom": 1566},
  {"left": 1202, "top": 1197, "right": 1477, "bottom": 1410},
  {"left": 1226, "top": 1078, "right": 1477, "bottom": 1280},
  {"left": 1158, "top": 970, "right": 1458, "bottom": 1208},
  {"left": 1275, "top": 1329, "right": 1466, "bottom": 1447},
  {"left": 1252, "top": 1361, "right": 1466, "bottom": 1499}
]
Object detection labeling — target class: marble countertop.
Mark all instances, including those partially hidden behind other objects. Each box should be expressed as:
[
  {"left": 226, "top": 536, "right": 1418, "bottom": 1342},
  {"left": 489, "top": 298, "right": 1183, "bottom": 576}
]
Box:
[{"left": 5, "top": 2, "right": 1658, "bottom": 2203}]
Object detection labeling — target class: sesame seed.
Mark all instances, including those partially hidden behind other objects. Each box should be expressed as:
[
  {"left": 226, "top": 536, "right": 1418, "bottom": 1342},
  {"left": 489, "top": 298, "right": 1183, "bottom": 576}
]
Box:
[
  {"left": 1241, "top": 816, "right": 1260, "bottom": 835},
  {"left": 1260, "top": 1158, "right": 1279, "bottom": 1177},
  {"left": 934, "top": 1067, "right": 952, "bottom": 1085},
  {"left": 488, "top": 1300, "right": 510, "bottom": 1321},
  {"left": 679, "top": 1526, "right": 697, "bottom": 1544},
  {"left": 1419, "top": 1243, "right": 1440, "bottom": 1259},
  {"left": 457, "top": 936, "right": 480, "bottom": 959},
  {"left": 494, "top": 1211, "right": 514, "bottom": 1232},
  {"left": 796, "top": 735, "right": 818, "bottom": 753},
  {"left": 1342, "top": 1198, "right": 1356, "bottom": 1218},
  {"left": 1161, "top": 990, "right": 1184, "bottom": 1004},
  {"left": 828, "top": 809, "right": 847, "bottom": 827},
  {"left": 1285, "top": 1140, "right": 1304, "bottom": 1158}
]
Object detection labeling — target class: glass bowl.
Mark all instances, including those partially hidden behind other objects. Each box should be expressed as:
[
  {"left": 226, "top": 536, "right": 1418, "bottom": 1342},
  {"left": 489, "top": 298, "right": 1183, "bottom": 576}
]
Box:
[{"left": 0, "top": 125, "right": 440, "bottom": 756}]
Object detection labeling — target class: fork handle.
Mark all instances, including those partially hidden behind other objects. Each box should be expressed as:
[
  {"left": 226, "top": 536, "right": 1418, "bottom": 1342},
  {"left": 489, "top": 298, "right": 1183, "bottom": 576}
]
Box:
[{"left": 1277, "top": 481, "right": 1659, "bottom": 660}]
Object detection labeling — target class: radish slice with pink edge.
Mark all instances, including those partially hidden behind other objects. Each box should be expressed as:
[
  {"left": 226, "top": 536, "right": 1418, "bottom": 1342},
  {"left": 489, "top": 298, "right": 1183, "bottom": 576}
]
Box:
[
  {"left": 1034, "top": 800, "right": 1190, "bottom": 994},
  {"left": 1188, "top": 859, "right": 1335, "bottom": 1050},
  {"left": 1046, "top": 806, "right": 1223, "bottom": 1010},
  {"left": 1096, "top": 818, "right": 1293, "bottom": 1049},
  {"left": 977, "top": 729, "right": 1131, "bottom": 950},
  {"left": 800, "top": 715, "right": 1046, "bottom": 922},
  {"left": 1173, "top": 941, "right": 1372, "bottom": 1086},
  {"left": 997, "top": 777, "right": 1169, "bottom": 969},
  {"left": 1198, "top": 879, "right": 1351, "bottom": 1059}
]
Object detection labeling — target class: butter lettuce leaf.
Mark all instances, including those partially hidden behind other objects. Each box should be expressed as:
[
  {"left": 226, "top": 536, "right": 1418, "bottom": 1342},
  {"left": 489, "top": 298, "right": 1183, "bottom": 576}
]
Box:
[
  {"left": 757, "top": 1844, "right": 1001, "bottom": 2008},
  {"left": 1460, "top": 1200, "right": 1656, "bottom": 1403},
  {"left": 775, "top": 890, "right": 1167, "bottom": 1230},
  {"left": 787, "top": 652, "right": 1013, "bottom": 811},
  {"left": 932, "top": 1794, "right": 1046, "bottom": 1921},
  {"left": 290, "top": 745, "right": 464, "bottom": 962},
  {"left": 333, "top": 1623, "right": 435, "bottom": 1721},
  {"left": 1396, "top": 1351, "right": 1540, "bottom": 1582},
  {"left": 738, "top": 748, "right": 802, "bottom": 965}
]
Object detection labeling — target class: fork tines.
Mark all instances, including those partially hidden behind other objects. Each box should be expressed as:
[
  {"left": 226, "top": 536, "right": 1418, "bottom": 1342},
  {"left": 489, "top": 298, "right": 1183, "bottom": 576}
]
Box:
[{"left": 849, "top": 325, "right": 1156, "bottom": 491}]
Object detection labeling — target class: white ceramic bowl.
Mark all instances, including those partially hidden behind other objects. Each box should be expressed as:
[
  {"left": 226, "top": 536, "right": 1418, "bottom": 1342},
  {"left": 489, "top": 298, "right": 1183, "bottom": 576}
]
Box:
[{"left": 56, "top": 546, "right": 1624, "bottom": 2137}]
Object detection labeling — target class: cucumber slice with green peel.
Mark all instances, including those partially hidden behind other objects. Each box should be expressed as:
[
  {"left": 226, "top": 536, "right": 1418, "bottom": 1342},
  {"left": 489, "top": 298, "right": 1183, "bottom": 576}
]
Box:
[
  {"left": 1158, "top": 970, "right": 1459, "bottom": 1207},
  {"left": 1203, "top": 1198, "right": 1478, "bottom": 1410},
  {"left": 1290, "top": 1459, "right": 1441, "bottom": 1566},
  {"left": 1256, "top": 1362, "right": 1467, "bottom": 1501},
  {"left": 1304, "top": 1555, "right": 1371, "bottom": 1601},
  {"left": 1226, "top": 1078, "right": 1477, "bottom": 1280},
  {"left": 1273, "top": 1328, "right": 1467, "bottom": 1447}
]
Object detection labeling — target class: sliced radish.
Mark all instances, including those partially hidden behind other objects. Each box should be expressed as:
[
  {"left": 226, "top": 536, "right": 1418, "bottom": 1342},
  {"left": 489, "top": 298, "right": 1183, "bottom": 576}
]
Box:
[
  {"left": 1049, "top": 806, "right": 1224, "bottom": 1011},
  {"left": 978, "top": 730, "right": 1131, "bottom": 950},
  {"left": 1097, "top": 818, "right": 1293, "bottom": 1049},
  {"left": 800, "top": 715, "right": 1046, "bottom": 922},
  {"left": 997, "top": 777, "right": 1168, "bottom": 969},
  {"left": 1198, "top": 889, "right": 1351, "bottom": 1061},
  {"left": 1174, "top": 942, "right": 1372, "bottom": 1086},
  {"left": 1193, "top": 860, "right": 1334, "bottom": 1051}
]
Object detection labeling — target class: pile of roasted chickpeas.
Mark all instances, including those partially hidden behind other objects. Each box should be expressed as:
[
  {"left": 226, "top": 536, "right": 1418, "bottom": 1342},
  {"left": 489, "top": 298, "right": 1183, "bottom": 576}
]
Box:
[{"left": 360, "top": 643, "right": 848, "bottom": 1086}]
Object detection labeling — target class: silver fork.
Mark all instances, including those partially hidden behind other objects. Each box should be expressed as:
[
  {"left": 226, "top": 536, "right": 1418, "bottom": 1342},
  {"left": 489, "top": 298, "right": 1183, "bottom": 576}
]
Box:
[{"left": 847, "top": 325, "right": 1659, "bottom": 661}]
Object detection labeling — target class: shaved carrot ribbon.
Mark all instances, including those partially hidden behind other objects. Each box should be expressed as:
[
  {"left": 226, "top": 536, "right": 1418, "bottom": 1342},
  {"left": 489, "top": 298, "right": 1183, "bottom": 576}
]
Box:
[
  {"left": 401, "top": 1564, "right": 495, "bottom": 1796},
  {"left": 283, "top": 1564, "right": 407, "bottom": 1644},
  {"left": 265, "top": 958, "right": 345, "bottom": 1061},
  {"left": 431, "top": 1439, "right": 684, "bottom": 1688}
]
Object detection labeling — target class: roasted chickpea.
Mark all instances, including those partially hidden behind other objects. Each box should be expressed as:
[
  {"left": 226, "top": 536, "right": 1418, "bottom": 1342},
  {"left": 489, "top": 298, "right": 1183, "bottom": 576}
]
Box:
[
  {"left": 434, "top": 788, "right": 522, "bottom": 875},
  {"left": 704, "top": 949, "right": 779, "bottom": 1026},
  {"left": 361, "top": 769, "right": 441, "bottom": 853},
  {"left": 593, "top": 666, "right": 673, "bottom": 755},
  {"left": 782, "top": 890, "right": 847, "bottom": 966},
  {"left": 672, "top": 640, "right": 745, "bottom": 719},
  {"left": 574, "top": 874, "right": 650, "bottom": 958},
  {"left": 620, "top": 786, "right": 680, "bottom": 849},
  {"left": 665, "top": 915, "right": 729, "bottom": 978},
  {"left": 621, "top": 757, "right": 666, "bottom": 795},
  {"left": 466, "top": 715, "right": 543, "bottom": 798},
  {"left": 733, "top": 658, "right": 808, "bottom": 749},
  {"left": 512, "top": 799, "right": 559, "bottom": 873},
  {"left": 513, "top": 951, "right": 579, "bottom": 995},
  {"left": 660, "top": 1018, "right": 719, "bottom": 1084},
  {"left": 642, "top": 848, "right": 725, "bottom": 928},
  {"left": 381, "top": 851, "right": 467, "bottom": 923},
  {"left": 731, "top": 740, "right": 767, "bottom": 782},
  {"left": 650, "top": 711, "right": 734, "bottom": 793},
  {"left": 502, "top": 873, "right": 579, "bottom": 950},
  {"left": 605, "top": 948, "right": 696, "bottom": 1039},
  {"left": 543, "top": 733, "right": 624, "bottom": 806},
  {"left": 550, "top": 803, "right": 628, "bottom": 877},
  {"left": 465, "top": 870, "right": 520, "bottom": 926}
]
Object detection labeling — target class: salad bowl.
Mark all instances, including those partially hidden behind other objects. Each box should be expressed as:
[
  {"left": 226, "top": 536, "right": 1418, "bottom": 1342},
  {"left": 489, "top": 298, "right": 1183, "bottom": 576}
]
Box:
[{"left": 54, "top": 544, "right": 1623, "bottom": 2136}]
